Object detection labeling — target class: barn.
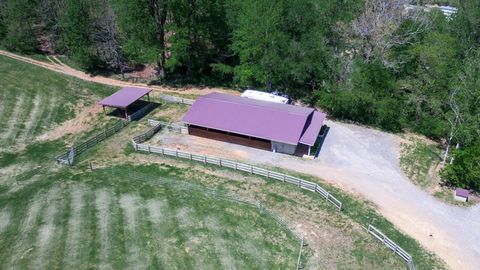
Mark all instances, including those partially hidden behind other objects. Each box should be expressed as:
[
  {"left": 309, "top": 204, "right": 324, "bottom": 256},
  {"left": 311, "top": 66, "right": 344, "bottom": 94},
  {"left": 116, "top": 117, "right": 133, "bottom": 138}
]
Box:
[{"left": 182, "top": 92, "right": 326, "bottom": 155}]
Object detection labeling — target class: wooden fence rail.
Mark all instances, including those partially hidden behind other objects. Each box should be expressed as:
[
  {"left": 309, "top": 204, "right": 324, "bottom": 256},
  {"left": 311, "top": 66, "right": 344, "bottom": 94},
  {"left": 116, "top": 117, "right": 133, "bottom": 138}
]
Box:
[
  {"left": 56, "top": 120, "right": 129, "bottom": 165},
  {"left": 158, "top": 94, "right": 195, "bottom": 105},
  {"left": 367, "top": 224, "right": 415, "bottom": 270},
  {"left": 128, "top": 102, "right": 155, "bottom": 121},
  {"left": 131, "top": 120, "right": 343, "bottom": 211}
]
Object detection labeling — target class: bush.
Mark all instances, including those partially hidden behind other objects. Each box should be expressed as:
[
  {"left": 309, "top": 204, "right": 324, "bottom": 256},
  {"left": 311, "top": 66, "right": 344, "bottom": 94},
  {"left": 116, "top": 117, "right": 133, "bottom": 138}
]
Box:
[{"left": 441, "top": 143, "right": 480, "bottom": 191}]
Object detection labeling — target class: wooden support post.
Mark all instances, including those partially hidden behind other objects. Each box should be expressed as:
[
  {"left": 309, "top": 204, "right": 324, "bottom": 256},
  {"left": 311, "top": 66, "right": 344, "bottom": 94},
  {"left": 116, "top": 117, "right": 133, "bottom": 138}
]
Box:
[
  {"left": 89, "top": 161, "right": 93, "bottom": 171},
  {"left": 308, "top": 146, "right": 311, "bottom": 156},
  {"left": 102, "top": 105, "right": 106, "bottom": 114},
  {"left": 124, "top": 107, "right": 128, "bottom": 120}
]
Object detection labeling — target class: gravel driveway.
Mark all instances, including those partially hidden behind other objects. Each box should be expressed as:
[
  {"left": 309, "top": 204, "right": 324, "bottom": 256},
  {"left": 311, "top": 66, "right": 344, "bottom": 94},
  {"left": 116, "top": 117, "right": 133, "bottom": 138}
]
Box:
[{"left": 155, "top": 120, "right": 480, "bottom": 270}]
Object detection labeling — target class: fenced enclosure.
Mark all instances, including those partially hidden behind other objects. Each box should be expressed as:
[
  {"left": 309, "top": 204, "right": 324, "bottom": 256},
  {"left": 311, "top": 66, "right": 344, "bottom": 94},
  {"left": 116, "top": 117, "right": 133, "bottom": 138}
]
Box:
[
  {"left": 131, "top": 119, "right": 343, "bottom": 211},
  {"left": 128, "top": 102, "right": 156, "bottom": 121},
  {"left": 107, "top": 166, "right": 305, "bottom": 266},
  {"left": 56, "top": 120, "right": 129, "bottom": 165},
  {"left": 367, "top": 224, "right": 415, "bottom": 270}
]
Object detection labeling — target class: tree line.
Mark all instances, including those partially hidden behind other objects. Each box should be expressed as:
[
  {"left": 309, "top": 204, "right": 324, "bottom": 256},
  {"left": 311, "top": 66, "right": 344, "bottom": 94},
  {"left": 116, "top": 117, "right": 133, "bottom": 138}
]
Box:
[{"left": 0, "top": 0, "right": 478, "bottom": 191}]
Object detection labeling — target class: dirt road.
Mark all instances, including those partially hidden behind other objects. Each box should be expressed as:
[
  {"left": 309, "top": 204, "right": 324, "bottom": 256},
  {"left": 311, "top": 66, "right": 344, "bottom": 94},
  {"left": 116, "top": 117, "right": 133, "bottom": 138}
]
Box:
[
  {"left": 3, "top": 50, "right": 478, "bottom": 269},
  {"left": 0, "top": 50, "right": 236, "bottom": 97},
  {"left": 156, "top": 121, "right": 480, "bottom": 270}
]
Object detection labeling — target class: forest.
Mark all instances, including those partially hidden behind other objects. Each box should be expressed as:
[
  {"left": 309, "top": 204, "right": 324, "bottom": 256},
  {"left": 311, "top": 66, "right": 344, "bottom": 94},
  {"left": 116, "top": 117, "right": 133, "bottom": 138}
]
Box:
[{"left": 0, "top": 0, "right": 478, "bottom": 191}]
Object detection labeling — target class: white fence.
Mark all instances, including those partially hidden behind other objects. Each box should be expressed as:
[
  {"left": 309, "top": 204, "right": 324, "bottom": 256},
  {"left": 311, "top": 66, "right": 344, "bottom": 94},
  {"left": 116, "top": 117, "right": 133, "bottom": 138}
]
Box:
[
  {"left": 159, "top": 94, "right": 195, "bottom": 105},
  {"left": 131, "top": 120, "right": 343, "bottom": 211},
  {"left": 367, "top": 224, "right": 415, "bottom": 270}
]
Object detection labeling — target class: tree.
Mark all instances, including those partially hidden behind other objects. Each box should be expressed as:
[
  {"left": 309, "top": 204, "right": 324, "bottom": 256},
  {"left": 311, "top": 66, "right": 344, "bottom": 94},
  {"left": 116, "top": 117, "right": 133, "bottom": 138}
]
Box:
[
  {"left": 167, "top": 0, "right": 230, "bottom": 80},
  {"left": 147, "top": 0, "right": 169, "bottom": 78},
  {"left": 92, "top": 0, "right": 126, "bottom": 76},
  {"left": 58, "top": 0, "right": 97, "bottom": 69},
  {"left": 2, "top": 0, "right": 38, "bottom": 52},
  {"left": 441, "top": 142, "right": 480, "bottom": 190},
  {"left": 347, "top": 0, "right": 428, "bottom": 67},
  {"left": 110, "top": 0, "right": 160, "bottom": 64}
]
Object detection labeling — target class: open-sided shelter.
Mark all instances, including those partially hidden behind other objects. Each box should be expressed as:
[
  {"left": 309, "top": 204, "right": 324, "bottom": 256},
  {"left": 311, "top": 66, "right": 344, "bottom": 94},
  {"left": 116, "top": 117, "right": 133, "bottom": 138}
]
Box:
[
  {"left": 98, "top": 87, "right": 151, "bottom": 119},
  {"left": 182, "top": 92, "right": 326, "bottom": 155}
]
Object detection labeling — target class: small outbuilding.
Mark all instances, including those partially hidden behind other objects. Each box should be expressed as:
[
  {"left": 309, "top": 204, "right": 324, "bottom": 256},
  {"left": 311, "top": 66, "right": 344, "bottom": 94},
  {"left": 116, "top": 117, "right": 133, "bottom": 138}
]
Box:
[
  {"left": 98, "top": 86, "right": 151, "bottom": 119},
  {"left": 182, "top": 92, "right": 326, "bottom": 156},
  {"left": 454, "top": 188, "right": 469, "bottom": 202}
]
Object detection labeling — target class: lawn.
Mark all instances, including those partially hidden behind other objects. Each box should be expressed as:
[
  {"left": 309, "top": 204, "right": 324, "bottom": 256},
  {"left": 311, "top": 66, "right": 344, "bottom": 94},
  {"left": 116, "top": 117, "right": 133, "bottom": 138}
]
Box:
[
  {"left": 0, "top": 54, "right": 117, "bottom": 151},
  {"left": 0, "top": 166, "right": 299, "bottom": 269},
  {"left": 400, "top": 137, "right": 442, "bottom": 188}
]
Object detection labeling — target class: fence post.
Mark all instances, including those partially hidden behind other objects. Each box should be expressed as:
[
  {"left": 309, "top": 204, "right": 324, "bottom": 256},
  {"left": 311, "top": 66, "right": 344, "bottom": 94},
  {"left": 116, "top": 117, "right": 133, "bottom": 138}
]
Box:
[
  {"left": 267, "top": 171, "right": 270, "bottom": 178},
  {"left": 283, "top": 174, "right": 286, "bottom": 182},
  {"left": 135, "top": 143, "right": 138, "bottom": 151},
  {"left": 296, "top": 237, "right": 304, "bottom": 270},
  {"left": 204, "top": 155, "right": 206, "bottom": 164},
  {"left": 235, "top": 162, "right": 237, "bottom": 170},
  {"left": 298, "top": 180, "right": 302, "bottom": 188},
  {"left": 148, "top": 145, "right": 151, "bottom": 153},
  {"left": 161, "top": 148, "right": 164, "bottom": 155},
  {"left": 175, "top": 150, "right": 178, "bottom": 157},
  {"left": 189, "top": 153, "right": 192, "bottom": 160},
  {"left": 250, "top": 166, "right": 253, "bottom": 174}
]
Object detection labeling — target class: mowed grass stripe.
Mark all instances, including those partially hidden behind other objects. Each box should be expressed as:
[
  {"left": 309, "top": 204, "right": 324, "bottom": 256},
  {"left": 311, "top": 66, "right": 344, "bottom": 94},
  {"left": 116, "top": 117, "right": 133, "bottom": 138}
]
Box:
[
  {"left": 63, "top": 186, "right": 87, "bottom": 269},
  {"left": 7, "top": 91, "right": 35, "bottom": 145},
  {"left": 119, "top": 193, "right": 154, "bottom": 270},
  {"left": 175, "top": 206, "right": 214, "bottom": 269},
  {"left": 19, "top": 93, "right": 45, "bottom": 142},
  {"left": 31, "top": 186, "right": 66, "bottom": 270},
  {"left": 0, "top": 208, "right": 12, "bottom": 235},
  {"left": 145, "top": 199, "right": 174, "bottom": 268},
  {"left": 94, "top": 188, "right": 115, "bottom": 270},
  {"left": 34, "top": 94, "right": 58, "bottom": 137},
  {"left": 203, "top": 216, "right": 238, "bottom": 270},
  {"left": 0, "top": 92, "right": 26, "bottom": 144},
  {"left": 5, "top": 191, "right": 47, "bottom": 269}
]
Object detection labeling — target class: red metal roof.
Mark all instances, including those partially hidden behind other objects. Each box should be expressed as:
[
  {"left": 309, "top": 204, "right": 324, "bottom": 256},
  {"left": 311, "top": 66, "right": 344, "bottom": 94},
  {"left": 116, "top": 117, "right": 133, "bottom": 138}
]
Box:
[
  {"left": 182, "top": 92, "right": 325, "bottom": 145},
  {"left": 98, "top": 87, "right": 151, "bottom": 108}
]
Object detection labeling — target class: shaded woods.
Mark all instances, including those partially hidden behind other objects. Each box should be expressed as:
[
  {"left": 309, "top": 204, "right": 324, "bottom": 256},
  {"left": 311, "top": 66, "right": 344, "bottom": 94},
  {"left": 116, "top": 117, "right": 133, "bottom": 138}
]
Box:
[{"left": 0, "top": 0, "right": 479, "bottom": 191}]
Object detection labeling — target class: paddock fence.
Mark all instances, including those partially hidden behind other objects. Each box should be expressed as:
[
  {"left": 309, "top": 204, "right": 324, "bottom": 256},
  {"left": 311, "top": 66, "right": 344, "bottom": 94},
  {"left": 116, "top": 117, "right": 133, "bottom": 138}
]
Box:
[
  {"left": 128, "top": 102, "right": 156, "bottom": 121},
  {"left": 131, "top": 119, "right": 343, "bottom": 211},
  {"left": 55, "top": 120, "right": 129, "bottom": 165},
  {"left": 367, "top": 224, "right": 415, "bottom": 270},
  {"left": 158, "top": 94, "right": 195, "bottom": 105},
  {"left": 108, "top": 166, "right": 304, "bottom": 249}
]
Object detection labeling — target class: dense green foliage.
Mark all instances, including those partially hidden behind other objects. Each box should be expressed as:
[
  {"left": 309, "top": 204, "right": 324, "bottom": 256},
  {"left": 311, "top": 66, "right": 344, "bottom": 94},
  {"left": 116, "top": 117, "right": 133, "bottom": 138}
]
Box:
[{"left": 0, "top": 0, "right": 478, "bottom": 190}]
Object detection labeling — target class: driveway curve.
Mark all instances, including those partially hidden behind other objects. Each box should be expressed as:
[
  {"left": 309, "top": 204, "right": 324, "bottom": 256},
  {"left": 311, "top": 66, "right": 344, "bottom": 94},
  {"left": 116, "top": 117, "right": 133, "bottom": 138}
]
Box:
[{"left": 272, "top": 120, "right": 480, "bottom": 270}]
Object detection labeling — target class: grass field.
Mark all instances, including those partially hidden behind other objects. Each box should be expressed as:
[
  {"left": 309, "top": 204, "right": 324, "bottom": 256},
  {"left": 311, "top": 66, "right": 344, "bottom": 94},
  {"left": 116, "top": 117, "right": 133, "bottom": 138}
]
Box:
[
  {"left": 0, "top": 166, "right": 299, "bottom": 269},
  {"left": 400, "top": 138, "right": 442, "bottom": 188},
  {"left": 0, "top": 53, "right": 447, "bottom": 269},
  {"left": 0, "top": 54, "right": 116, "bottom": 150}
]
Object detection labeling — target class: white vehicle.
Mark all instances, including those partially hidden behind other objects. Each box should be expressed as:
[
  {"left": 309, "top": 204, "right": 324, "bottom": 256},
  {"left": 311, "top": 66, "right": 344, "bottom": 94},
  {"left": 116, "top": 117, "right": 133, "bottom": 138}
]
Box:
[{"left": 241, "top": 89, "right": 289, "bottom": 104}]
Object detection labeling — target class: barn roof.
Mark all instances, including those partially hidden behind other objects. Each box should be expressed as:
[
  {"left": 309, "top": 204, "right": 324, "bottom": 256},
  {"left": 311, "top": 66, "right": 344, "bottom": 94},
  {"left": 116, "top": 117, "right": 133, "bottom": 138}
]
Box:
[
  {"left": 98, "top": 87, "right": 151, "bottom": 108},
  {"left": 299, "top": 111, "right": 327, "bottom": 146},
  {"left": 182, "top": 92, "right": 324, "bottom": 145}
]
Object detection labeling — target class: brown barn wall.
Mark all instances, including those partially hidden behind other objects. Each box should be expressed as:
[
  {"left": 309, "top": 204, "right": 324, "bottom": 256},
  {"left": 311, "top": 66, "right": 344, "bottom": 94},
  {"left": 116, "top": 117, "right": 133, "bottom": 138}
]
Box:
[{"left": 188, "top": 125, "right": 271, "bottom": 151}]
